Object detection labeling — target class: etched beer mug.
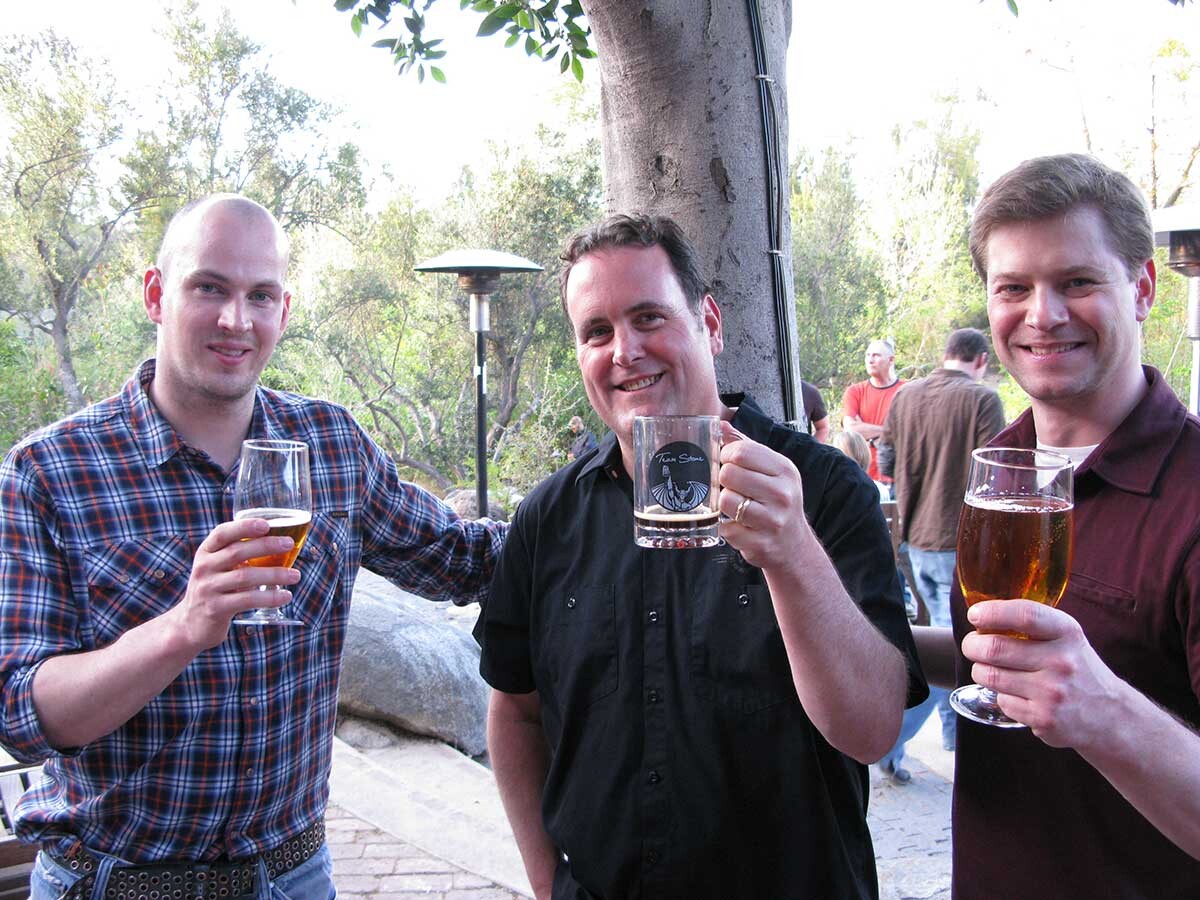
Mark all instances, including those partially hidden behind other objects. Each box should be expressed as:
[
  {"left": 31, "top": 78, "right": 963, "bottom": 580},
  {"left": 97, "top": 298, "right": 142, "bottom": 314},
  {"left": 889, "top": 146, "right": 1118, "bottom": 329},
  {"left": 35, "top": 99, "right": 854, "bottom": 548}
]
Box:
[{"left": 633, "top": 415, "right": 721, "bottom": 549}]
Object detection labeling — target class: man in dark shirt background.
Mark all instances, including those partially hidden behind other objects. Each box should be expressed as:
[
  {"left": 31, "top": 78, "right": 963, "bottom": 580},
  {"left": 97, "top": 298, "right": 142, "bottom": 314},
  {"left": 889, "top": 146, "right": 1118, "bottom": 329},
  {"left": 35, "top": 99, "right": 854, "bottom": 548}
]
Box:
[
  {"left": 476, "top": 214, "right": 925, "bottom": 899},
  {"left": 800, "top": 379, "right": 830, "bottom": 443},
  {"left": 566, "top": 415, "right": 597, "bottom": 461}
]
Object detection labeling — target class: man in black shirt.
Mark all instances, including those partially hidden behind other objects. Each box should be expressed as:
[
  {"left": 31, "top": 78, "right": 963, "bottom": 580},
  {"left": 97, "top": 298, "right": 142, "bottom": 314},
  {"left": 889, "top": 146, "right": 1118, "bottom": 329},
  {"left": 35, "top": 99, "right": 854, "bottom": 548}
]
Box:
[
  {"left": 567, "top": 415, "right": 598, "bottom": 460},
  {"left": 475, "top": 215, "right": 925, "bottom": 899}
]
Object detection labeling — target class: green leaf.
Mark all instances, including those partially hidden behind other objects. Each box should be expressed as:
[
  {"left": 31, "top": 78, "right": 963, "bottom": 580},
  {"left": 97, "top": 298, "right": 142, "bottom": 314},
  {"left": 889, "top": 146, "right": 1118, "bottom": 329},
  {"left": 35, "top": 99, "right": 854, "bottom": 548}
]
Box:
[
  {"left": 351, "top": 11, "right": 364, "bottom": 36},
  {"left": 544, "top": 44, "right": 559, "bottom": 60},
  {"left": 537, "top": 0, "right": 559, "bottom": 17},
  {"left": 405, "top": 15, "right": 421, "bottom": 33},
  {"left": 334, "top": 0, "right": 359, "bottom": 11},
  {"left": 570, "top": 52, "right": 583, "bottom": 82},
  {"left": 516, "top": 9, "right": 532, "bottom": 30},
  {"left": 560, "top": 51, "right": 571, "bottom": 73},
  {"left": 431, "top": 65, "right": 446, "bottom": 83},
  {"left": 418, "top": 63, "right": 426, "bottom": 82},
  {"left": 1006, "top": 0, "right": 1019, "bottom": 14},
  {"left": 425, "top": 49, "right": 447, "bottom": 59},
  {"left": 478, "top": 3, "right": 520, "bottom": 36},
  {"left": 525, "top": 35, "right": 538, "bottom": 56},
  {"left": 505, "top": 31, "right": 521, "bottom": 47},
  {"left": 372, "top": 38, "right": 398, "bottom": 49}
]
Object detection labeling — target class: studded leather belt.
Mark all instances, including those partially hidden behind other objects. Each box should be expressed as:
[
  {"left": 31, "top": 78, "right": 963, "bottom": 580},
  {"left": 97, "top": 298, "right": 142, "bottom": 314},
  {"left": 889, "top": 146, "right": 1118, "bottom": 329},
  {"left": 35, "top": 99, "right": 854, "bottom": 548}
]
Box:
[{"left": 50, "top": 820, "right": 325, "bottom": 899}]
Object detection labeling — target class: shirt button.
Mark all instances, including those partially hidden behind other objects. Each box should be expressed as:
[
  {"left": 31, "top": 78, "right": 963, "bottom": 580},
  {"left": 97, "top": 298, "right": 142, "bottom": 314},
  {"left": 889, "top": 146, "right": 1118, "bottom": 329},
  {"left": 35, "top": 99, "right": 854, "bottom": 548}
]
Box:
[
  {"left": 245, "top": 767, "right": 255, "bottom": 777},
  {"left": 647, "top": 609, "right": 660, "bottom": 624},
  {"left": 153, "top": 569, "right": 166, "bottom": 580},
  {"left": 249, "top": 697, "right": 259, "bottom": 706},
  {"left": 647, "top": 770, "right": 661, "bottom": 785},
  {"left": 331, "top": 542, "right": 338, "bottom": 553},
  {"left": 647, "top": 849, "right": 660, "bottom": 865},
  {"left": 117, "top": 572, "right": 130, "bottom": 584},
  {"left": 647, "top": 689, "right": 660, "bottom": 704},
  {"left": 567, "top": 596, "right": 577, "bottom": 609},
  {"left": 737, "top": 592, "right": 751, "bottom": 607}
]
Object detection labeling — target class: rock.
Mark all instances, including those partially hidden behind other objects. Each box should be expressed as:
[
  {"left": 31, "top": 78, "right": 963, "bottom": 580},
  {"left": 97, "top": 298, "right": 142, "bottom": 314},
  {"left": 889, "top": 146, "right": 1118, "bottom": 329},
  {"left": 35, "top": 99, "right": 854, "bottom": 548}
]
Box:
[
  {"left": 444, "top": 488, "right": 507, "bottom": 521},
  {"left": 338, "top": 569, "right": 489, "bottom": 756}
]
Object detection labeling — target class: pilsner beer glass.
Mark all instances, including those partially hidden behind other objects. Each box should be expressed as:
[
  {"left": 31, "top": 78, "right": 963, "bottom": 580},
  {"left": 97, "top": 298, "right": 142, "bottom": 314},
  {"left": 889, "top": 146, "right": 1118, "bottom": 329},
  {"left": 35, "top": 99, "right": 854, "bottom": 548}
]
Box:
[
  {"left": 633, "top": 416, "right": 721, "bottom": 549},
  {"left": 950, "top": 447, "right": 1073, "bottom": 727},
  {"left": 231, "top": 439, "right": 312, "bottom": 627}
]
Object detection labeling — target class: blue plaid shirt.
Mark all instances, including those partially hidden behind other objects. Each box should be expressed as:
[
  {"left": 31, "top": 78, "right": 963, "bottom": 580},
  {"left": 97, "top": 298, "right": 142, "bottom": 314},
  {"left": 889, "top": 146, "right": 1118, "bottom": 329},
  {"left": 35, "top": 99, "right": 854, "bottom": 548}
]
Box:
[{"left": 0, "top": 360, "right": 506, "bottom": 862}]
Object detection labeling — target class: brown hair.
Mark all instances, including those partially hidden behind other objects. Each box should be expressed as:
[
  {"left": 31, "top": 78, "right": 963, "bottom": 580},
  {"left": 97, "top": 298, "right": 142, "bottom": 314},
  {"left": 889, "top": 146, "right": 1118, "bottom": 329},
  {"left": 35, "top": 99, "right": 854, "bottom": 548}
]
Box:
[
  {"left": 559, "top": 214, "right": 708, "bottom": 317},
  {"left": 944, "top": 327, "right": 989, "bottom": 363},
  {"left": 969, "top": 154, "right": 1153, "bottom": 281}
]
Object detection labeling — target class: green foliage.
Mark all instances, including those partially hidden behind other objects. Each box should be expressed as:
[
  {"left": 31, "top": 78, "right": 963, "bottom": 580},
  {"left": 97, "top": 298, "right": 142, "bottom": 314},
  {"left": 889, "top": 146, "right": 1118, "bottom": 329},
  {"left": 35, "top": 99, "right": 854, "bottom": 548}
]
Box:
[
  {"left": 334, "top": 0, "right": 594, "bottom": 82},
  {"left": 877, "top": 101, "right": 986, "bottom": 373},
  {"left": 0, "top": 320, "right": 67, "bottom": 451},
  {"left": 304, "top": 120, "right": 601, "bottom": 490},
  {"left": 791, "top": 149, "right": 889, "bottom": 389},
  {"left": 1143, "top": 249, "right": 1193, "bottom": 402}
]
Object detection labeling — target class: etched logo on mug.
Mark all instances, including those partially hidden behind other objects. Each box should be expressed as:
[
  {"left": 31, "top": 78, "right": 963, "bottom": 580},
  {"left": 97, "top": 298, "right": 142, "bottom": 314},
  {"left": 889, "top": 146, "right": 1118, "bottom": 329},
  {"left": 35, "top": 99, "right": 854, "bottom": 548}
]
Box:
[{"left": 649, "top": 441, "right": 711, "bottom": 512}]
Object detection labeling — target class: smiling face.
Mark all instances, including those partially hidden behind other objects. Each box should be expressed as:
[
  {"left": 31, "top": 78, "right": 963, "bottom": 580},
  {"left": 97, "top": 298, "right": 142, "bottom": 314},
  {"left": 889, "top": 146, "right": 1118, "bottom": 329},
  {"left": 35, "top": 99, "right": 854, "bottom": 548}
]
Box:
[
  {"left": 143, "top": 198, "right": 291, "bottom": 426},
  {"left": 565, "top": 244, "right": 724, "bottom": 468},
  {"left": 984, "top": 205, "right": 1155, "bottom": 444}
]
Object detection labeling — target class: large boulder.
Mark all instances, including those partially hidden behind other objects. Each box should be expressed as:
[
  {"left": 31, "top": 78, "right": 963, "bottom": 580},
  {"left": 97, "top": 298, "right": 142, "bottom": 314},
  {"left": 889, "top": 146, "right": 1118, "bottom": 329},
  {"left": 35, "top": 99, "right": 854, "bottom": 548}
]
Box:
[
  {"left": 443, "top": 488, "right": 508, "bottom": 521},
  {"left": 339, "top": 568, "right": 488, "bottom": 756}
]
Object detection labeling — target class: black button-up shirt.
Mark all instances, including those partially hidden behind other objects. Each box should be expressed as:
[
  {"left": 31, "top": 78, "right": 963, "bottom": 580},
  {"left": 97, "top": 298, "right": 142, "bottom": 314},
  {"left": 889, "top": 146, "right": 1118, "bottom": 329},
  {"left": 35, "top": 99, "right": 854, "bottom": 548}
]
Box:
[{"left": 478, "top": 396, "right": 925, "bottom": 899}]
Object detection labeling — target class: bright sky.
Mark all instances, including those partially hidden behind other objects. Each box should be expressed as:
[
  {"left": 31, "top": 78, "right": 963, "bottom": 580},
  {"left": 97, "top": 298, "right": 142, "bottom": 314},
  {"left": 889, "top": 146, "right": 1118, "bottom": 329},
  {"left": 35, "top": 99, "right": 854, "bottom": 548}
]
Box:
[{"left": 3, "top": 0, "right": 1195, "bottom": 204}]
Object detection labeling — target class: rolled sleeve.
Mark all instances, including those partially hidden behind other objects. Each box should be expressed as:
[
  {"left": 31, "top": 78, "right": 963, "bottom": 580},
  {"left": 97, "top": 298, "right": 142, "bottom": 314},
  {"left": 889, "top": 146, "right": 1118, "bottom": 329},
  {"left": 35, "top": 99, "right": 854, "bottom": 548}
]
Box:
[
  {"left": 355, "top": 422, "right": 508, "bottom": 605},
  {"left": 0, "top": 453, "right": 84, "bottom": 762}
]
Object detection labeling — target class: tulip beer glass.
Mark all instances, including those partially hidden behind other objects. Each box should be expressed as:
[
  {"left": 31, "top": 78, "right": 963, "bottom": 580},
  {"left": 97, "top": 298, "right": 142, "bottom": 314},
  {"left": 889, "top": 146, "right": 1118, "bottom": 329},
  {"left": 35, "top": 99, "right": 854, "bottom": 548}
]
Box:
[
  {"left": 950, "top": 447, "right": 1074, "bottom": 727},
  {"left": 231, "top": 439, "right": 312, "bottom": 627}
]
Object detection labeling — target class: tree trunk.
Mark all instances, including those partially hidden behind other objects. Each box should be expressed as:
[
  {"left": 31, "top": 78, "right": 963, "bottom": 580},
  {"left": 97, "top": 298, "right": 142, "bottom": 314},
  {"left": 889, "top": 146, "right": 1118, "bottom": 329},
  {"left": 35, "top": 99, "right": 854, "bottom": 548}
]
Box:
[
  {"left": 580, "top": 0, "right": 799, "bottom": 421},
  {"left": 51, "top": 307, "right": 87, "bottom": 411}
]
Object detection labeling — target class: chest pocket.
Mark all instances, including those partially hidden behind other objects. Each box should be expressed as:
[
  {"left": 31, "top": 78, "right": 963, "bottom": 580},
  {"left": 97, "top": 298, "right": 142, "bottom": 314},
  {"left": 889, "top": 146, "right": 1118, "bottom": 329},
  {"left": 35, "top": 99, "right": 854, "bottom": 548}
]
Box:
[
  {"left": 537, "top": 585, "right": 618, "bottom": 710},
  {"left": 84, "top": 535, "right": 193, "bottom": 643},
  {"left": 285, "top": 511, "right": 347, "bottom": 628},
  {"left": 690, "top": 582, "right": 795, "bottom": 714}
]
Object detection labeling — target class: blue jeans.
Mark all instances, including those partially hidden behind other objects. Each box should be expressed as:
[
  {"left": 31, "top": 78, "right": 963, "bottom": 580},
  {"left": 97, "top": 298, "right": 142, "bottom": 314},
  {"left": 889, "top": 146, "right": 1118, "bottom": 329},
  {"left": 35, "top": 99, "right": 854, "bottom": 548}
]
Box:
[
  {"left": 881, "top": 547, "right": 957, "bottom": 771},
  {"left": 30, "top": 842, "right": 336, "bottom": 899}
]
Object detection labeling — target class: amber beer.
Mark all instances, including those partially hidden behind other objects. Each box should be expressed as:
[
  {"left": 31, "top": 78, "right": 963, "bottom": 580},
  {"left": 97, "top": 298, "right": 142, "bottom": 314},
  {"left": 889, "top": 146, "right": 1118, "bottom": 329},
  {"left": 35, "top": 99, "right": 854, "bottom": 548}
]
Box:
[
  {"left": 956, "top": 494, "right": 1073, "bottom": 634},
  {"left": 235, "top": 507, "right": 312, "bottom": 568}
]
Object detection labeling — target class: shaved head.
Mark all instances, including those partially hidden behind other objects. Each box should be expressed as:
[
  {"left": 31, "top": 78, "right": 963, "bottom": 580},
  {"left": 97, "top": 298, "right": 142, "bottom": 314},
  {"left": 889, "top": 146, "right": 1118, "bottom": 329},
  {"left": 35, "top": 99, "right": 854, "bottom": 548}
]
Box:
[{"left": 157, "top": 194, "right": 290, "bottom": 282}]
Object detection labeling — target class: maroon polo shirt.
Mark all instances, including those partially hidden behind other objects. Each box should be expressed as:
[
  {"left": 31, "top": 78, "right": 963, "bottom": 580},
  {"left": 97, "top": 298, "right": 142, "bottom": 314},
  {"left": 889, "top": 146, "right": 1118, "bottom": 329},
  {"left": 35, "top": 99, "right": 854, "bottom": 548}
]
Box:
[{"left": 951, "top": 366, "right": 1200, "bottom": 899}]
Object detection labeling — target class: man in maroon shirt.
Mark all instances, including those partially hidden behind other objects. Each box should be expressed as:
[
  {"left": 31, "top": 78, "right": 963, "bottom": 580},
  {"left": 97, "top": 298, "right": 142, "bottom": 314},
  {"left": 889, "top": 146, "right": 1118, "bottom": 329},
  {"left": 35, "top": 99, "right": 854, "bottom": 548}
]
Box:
[{"left": 914, "top": 154, "right": 1200, "bottom": 898}]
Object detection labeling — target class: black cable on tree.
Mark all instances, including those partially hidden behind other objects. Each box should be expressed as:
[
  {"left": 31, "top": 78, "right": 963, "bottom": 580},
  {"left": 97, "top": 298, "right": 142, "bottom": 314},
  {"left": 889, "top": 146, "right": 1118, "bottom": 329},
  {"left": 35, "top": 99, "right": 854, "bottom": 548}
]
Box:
[{"left": 746, "top": 0, "right": 800, "bottom": 425}]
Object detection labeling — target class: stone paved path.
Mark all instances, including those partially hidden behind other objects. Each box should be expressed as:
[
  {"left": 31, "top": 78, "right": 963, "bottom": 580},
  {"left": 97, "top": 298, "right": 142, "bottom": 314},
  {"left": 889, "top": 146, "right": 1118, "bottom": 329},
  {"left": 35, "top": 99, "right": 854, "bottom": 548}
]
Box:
[
  {"left": 328, "top": 804, "right": 522, "bottom": 900},
  {"left": 328, "top": 724, "right": 954, "bottom": 900}
]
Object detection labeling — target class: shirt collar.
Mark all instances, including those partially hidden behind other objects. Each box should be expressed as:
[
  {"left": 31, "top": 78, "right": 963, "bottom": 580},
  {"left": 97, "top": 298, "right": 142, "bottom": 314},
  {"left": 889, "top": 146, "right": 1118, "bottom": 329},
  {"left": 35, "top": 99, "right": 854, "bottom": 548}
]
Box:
[
  {"left": 125, "top": 357, "right": 279, "bottom": 469},
  {"left": 126, "top": 359, "right": 186, "bottom": 469},
  {"left": 999, "top": 366, "right": 1186, "bottom": 496}
]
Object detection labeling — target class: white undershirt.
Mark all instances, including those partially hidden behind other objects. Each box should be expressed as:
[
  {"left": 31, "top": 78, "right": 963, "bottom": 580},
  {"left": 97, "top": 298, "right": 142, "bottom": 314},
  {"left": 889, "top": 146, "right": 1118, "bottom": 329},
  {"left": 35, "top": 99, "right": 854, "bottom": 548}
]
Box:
[{"left": 1036, "top": 441, "right": 1099, "bottom": 470}]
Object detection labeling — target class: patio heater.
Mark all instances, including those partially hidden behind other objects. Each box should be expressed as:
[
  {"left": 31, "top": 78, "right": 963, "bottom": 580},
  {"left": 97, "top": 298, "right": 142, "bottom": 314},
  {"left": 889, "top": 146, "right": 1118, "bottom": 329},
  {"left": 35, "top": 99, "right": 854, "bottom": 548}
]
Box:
[
  {"left": 1153, "top": 206, "right": 1200, "bottom": 414},
  {"left": 414, "top": 249, "right": 543, "bottom": 518}
]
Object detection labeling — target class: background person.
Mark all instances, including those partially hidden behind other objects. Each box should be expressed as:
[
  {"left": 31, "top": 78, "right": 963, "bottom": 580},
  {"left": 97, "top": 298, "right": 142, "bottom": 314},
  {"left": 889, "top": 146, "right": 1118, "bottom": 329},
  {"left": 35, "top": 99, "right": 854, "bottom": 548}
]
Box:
[
  {"left": 875, "top": 327, "right": 1005, "bottom": 783},
  {"left": 0, "top": 195, "right": 506, "bottom": 900},
  {"left": 915, "top": 154, "right": 1200, "bottom": 897},
  {"left": 566, "top": 414, "right": 597, "bottom": 461},
  {"left": 841, "top": 339, "right": 904, "bottom": 486},
  {"left": 477, "top": 214, "right": 925, "bottom": 899},
  {"left": 801, "top": 379, "right": 830, "bottom": 443}
]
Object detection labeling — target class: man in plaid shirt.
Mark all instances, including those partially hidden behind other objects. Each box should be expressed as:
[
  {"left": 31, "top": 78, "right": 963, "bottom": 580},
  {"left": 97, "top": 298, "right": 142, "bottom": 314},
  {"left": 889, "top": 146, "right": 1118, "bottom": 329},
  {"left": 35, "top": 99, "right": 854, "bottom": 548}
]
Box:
[{"left": 0, "top": 195, "right": 506, "bottom": 899}]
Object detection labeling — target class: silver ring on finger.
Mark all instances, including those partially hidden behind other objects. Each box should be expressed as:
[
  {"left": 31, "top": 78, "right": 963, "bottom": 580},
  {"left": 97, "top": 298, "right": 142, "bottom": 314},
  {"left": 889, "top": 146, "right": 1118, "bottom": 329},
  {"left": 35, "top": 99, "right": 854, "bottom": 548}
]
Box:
[{"left": 733, "top": 496, "right": 751, "bottom": 525}]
